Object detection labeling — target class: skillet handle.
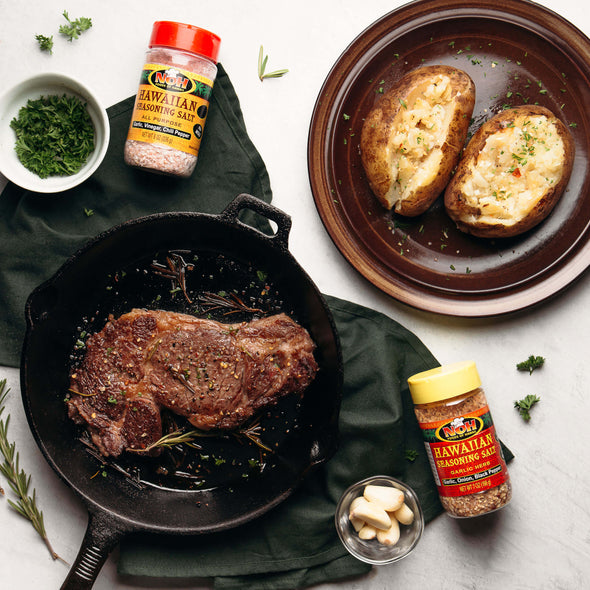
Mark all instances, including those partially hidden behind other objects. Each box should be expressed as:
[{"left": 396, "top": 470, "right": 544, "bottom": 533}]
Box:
[
  {"left": 221, "top": 193, "right": 292, "bottom": 249},
  {"left": 60, "top": 510, "right": 127, "bottom": 590}
]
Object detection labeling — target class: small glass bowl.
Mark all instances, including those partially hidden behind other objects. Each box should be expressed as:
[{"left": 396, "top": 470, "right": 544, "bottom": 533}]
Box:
[{"left": 335, "top": 475, "right": 424, "bottom": 565}]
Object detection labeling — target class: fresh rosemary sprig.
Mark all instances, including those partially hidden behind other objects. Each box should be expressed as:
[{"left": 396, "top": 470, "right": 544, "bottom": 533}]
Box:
[
  {"left": 0, "top": 380, "right": 64, "bottom": 563},
  {"left": 128, "top": 429, "right": 204, "bottom": 454},
  {"left": 235, "top": 420, "right": 272, "bottom": 453},
  {"left": 151, "top": 251, "right": 195, "bottom": 303},
  {"left": 78, "top": 434, "right": 144, "bottom": 489},
  {"left": 258, "top": 45, "right": 289, "bottom": 81},
  {"left": 197, "top": 291, "right": 263, "bottom": 316},
  {"left": 129, "top": 419, "right": 273, "bottom": 454}
]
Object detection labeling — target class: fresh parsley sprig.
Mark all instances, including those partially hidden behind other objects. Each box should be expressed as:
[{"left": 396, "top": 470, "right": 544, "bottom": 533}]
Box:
[
  {"left": 258, "top": 45, "right": 289, "bottom": 81},
  {"left": 35, "top": 34, "right": 54, "bottom": 54},
  {"left": 0, "top": 380, "right": 64, "bottom": 563},
  {"left": 516, "top": 355, "right": 545, "bottom": 375},
  {"left": 35, "top": 11, "right": 91, "bottom": 53},
  {"left": 59, "top": 10, "right": 92, "bottom": 42},
  {"left": 514, "top": 394, "right": 541, "bottom": 422},
  {"left": 404, "top": 449, "right": 419, "bottom": 462}
]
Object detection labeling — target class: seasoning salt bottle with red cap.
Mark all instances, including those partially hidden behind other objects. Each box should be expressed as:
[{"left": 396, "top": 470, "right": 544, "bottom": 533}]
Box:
[{"left": 124, "top": 21, "right": 221, "bottom": 177}]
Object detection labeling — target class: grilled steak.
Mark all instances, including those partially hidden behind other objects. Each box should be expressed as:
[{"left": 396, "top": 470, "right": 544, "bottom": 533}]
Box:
[{"left": 68, "top": 309, "right": 318, "bottom": 457}]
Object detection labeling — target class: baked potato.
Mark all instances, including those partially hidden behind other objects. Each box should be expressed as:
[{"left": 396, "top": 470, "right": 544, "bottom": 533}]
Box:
[
  {"left": 444, "top": 105, "right": 575, "bottom": 238},
  {"left": 360, "top": 65, "right": 475, "bottom": 216}
]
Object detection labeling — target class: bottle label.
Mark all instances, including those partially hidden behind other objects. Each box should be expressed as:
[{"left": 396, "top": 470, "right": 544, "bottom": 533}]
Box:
[
  {"left": 418, "top": 405, "right": 509, "bottom": 497},
  {"left": 126, "top": 63, "right": 214, "bottom": 156}
]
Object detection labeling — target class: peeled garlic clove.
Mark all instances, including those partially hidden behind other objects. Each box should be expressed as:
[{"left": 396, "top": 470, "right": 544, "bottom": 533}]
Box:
[
  {"left": 358, "top": 523, "right": 378, "bottom": 540},
  {"left": 349, "top": 496, "right": 365, "bottom": 516},
  {"left": 350, "top": 515, "right": 365, "bottom": 532},
  {"left": 363, "top": 484, "right": 405, "bottom": 512},
  {"left": 376, "top": 517, "right": 400, "bottom": 546},
  {"left": 348, "top": 496, "right": 366, "bottom": 531},
  {"left": 350, "top": 497, "right": 392, "bottom": 530},
  {"left": 393, "top": 502, "right": 415, "bottom": 525}
]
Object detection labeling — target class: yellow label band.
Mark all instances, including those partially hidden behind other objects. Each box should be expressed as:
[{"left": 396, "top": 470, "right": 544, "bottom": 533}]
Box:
[{"left": 126, "top": 64, "right": 214, "bottom": 156}]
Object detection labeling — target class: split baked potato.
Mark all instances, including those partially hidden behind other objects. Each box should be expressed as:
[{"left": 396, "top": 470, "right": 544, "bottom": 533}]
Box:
[
  {"left": 444, "top": 105, "right": 575, "bottom": 238},
  {"left": 360, "top": 65, "right": 475, "bottom": 216}
]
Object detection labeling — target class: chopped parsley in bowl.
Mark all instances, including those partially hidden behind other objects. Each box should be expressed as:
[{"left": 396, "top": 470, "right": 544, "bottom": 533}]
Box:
[{"left": 0, "top": 72, "right": 109, "bottom": 193}]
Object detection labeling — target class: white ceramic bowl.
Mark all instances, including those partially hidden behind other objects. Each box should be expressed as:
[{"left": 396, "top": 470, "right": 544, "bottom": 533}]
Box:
[
  {"left": 0, "top": 72, "right": 110, "bottom": 193},
  {"left": 335, "top": 475, "right": 424, "bottom": 565}
]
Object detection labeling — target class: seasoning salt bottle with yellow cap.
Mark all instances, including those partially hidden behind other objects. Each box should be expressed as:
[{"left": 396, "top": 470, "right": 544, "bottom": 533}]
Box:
[{"left": 408, "top": 361, "right": 511, "bottom": 518}]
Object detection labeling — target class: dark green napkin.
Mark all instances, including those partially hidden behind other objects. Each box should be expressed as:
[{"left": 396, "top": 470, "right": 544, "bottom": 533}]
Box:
[
  {"left": 0, "top": 64, "right": 272, "bottom": 368},
  {"left": 0, "top": 64, "right": 512, "bottom": 589}
]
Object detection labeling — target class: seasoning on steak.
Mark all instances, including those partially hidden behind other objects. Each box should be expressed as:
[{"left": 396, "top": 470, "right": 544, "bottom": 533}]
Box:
[{"left": 67, "top": 309, "right": 318, "bottom": 457}]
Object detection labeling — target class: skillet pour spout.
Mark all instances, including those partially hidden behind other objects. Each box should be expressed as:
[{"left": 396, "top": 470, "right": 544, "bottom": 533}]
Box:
[{"left": 21, "top": 193, "right": 343, "bottom": 588}]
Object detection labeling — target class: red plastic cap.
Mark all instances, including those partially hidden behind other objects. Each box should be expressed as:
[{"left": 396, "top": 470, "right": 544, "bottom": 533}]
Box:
[{"left": 150, "top": 21, "right": 221, "bottom": 63}]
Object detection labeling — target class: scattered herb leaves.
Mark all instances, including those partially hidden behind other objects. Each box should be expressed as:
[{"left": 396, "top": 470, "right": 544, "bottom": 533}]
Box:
[
  {"left": 257, "top": 45, "right": 289, "bottom": 81},
  {"left": 59, "top": 10, "right": 92, "bottom": 42},
  {"left": 514, "top": 394, "right": 541, "bottom": 421},
  {"left": 405, "top": 449, "right": 419, "bottom": 462},
  {"left": 35, "top": 34, "right": 54, "bottom": 54},
  {"left": 10, "top": 94, "right": 95, "bottom": 178},
  {"left": 516, "top": 355, "right": 545, "bottom": 375},
  {"left": 34, "top": 11, "right": 91, "bottom": 54}
]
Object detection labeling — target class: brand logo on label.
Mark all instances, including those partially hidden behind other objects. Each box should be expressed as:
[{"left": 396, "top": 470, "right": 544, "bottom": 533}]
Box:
[
  {"left": 436, "top": 416, "right": 483, "bottom": 442},
  {"left": 149, "top": 68, "right": 194, "bottom": 93}
]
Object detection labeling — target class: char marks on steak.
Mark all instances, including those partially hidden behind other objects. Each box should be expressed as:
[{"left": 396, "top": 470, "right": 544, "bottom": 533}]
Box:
[{"left": 68, "top": 309, "right": 318, "bottom": 457}]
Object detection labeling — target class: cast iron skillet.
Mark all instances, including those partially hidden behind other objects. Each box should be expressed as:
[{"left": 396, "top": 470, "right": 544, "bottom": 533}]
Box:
[{"left": 20, "top": 194, "right": 343, "bottom": 589}]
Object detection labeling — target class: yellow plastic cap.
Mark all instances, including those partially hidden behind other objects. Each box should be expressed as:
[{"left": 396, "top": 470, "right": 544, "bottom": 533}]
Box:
[{"left": 408, "top": 361, "right": 482, "bottom": 405}]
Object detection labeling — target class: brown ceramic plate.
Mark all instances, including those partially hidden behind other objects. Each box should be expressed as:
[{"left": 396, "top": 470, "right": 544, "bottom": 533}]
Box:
[{"left": 308, "top": 0, "right": 590, "bottom": 316}]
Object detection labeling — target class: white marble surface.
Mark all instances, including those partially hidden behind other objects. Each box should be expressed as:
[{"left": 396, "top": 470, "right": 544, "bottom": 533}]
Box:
[{"left": 1, "top": 0, "right": 589, "bottom": 588}]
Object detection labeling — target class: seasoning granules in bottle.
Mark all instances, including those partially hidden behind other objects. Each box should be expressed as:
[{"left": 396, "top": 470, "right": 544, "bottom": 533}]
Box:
[
  {"left": 408, "top": 361, "right": 511, "bottom": 518},
  {"left": 124, "top": 21, "right": 221, "bottom": 177}
]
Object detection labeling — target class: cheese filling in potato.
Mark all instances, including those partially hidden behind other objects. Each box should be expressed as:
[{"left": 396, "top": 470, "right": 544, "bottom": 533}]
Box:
[
  {"left": 459, "top": 116, "right": 565, "bottom": 225},
  {"left": 391, "top": 76, "right": 454, "bottom": 203},
  {"left": 360, "top": 65, "right": 475, "bottom": 216}
]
